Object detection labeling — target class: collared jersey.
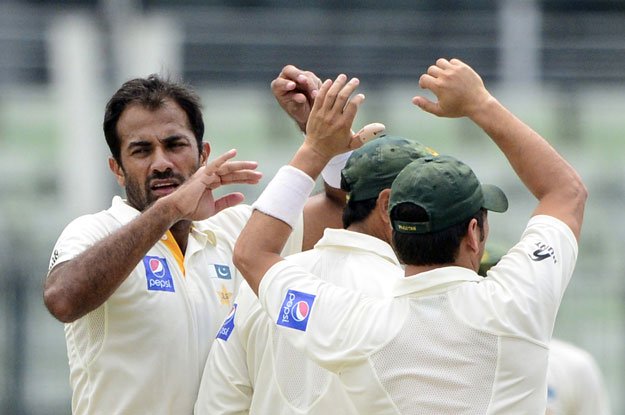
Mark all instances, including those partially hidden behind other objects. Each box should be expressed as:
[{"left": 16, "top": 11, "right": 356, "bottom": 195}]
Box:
[
  {"left": 194, "top": 228, "right": 404, "bottom": 414},
  {"left": 259, "top": 215, "right": 578, "bottom": 414},
  {"left": 546, "top": 338, "right": 612, "bottom": 415},
  {"left": 48, "top": 196, "right": 303, "bottom": 415}
]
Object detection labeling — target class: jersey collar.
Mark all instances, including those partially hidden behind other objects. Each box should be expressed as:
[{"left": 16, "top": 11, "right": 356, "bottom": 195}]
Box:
[
  {"left": 315, "top": 228, "right": 400, "bottom": 266},
  {"left": 393, "top": 266, "right": 482, "bottom": 298}
]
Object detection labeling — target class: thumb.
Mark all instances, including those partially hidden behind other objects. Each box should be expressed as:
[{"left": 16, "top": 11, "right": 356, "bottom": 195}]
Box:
[
  {"left": 214, "top": 193, "right": 245, "bottom": 213},
  {"left": 352, "top": 122, "right": 386, "bottom": 144},
  {"left": 412, "top": 96, "right": 442, "bottom": 116}
]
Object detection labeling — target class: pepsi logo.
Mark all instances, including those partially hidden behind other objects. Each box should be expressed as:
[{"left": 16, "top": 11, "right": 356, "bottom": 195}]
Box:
[
  {"left": 291, "top": 301, "right": 310, "bottom": 322},
  {"left": 277, "top": 289, "right": 315, "bottom": 331},
  {"left": 149, "top": 258, "right": 166, "bottom": 278}
]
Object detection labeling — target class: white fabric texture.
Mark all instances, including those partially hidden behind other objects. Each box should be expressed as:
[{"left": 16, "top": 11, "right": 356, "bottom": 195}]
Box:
[
  {"left": 259, "top": 215, "right": 578, "bottom": 414},
  {"left": 546, "top": 338, "right": 612, "bottom": 415},
  {"left": 194, "top": 228, "right": 403, "bottom": 414},
  {"left": 252, "top": 165, "right": 315, "bottom": 228},
  {"left": 49, "top": 197, "right": 304, "bottom": 415},
  {"left": 321, "top": 151, "right": 352, "bottom": 188}
]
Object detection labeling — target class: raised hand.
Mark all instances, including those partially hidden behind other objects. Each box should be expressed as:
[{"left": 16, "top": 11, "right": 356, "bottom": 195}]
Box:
[
  {"left": 164, "top": 149, "right": 262, "bottom": 222},
  {"left": 412, "top": 58, "right": 493, "bottom": 119},
  {"left": 304, "top": 74, "right": 365, "bottom": 159},
  {"left": 271, "top": 65, "right": 322, "bottom": 132}
]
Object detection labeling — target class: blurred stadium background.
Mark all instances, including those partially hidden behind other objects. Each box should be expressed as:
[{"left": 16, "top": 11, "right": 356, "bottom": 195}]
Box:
[{"left": 1, "top": 0, "right": 625, "bottom": 413}]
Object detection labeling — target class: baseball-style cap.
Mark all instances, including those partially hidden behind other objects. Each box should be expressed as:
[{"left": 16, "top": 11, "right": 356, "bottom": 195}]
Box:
[
  {"left": 341, "top": 135, "right": 438, "bottom": 202},
  {"left": 389, "top": 155, "right": 508, "bottom": 233}
]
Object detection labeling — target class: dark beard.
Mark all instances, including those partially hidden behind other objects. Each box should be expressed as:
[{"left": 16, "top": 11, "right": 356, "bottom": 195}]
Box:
[{"left": 124, "top": 169, "right": 187, "bottom": 211}]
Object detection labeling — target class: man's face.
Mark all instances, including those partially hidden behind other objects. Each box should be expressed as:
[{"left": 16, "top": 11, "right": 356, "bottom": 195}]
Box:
[{"left": 109, "top": 99, "right": 208, "bottom": 211}]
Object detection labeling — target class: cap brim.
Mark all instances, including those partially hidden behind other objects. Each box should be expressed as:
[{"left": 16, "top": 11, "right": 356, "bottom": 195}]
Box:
[{"left": 481, "top": 184, "right": 508, "bottom": 213}]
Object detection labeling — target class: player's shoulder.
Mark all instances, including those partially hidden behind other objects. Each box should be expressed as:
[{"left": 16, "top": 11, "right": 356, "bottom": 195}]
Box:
[{"left": 61, "top": 209, "right": 120, "bottom": 238}]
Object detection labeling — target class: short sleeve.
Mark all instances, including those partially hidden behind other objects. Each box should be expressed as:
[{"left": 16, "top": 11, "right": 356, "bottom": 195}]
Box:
[
  {"left": 258, "top": 260, "right": 403, "bottom": 373},
  {"left": 48, "top": 213, "right": 118, "bottom": 274}
]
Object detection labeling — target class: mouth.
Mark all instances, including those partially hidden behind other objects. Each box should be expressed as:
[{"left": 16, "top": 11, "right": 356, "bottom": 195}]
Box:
[{"left": 150, "top": 180, "right": 180, "bottom": 197}]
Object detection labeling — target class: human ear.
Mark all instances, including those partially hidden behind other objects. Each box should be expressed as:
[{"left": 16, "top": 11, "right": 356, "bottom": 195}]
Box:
[
  {"left": 200, "top": 142, "right": 211, "bottom": 165},
  {"left": 108, "top": 157, "right": 126, "bottom": 187}
]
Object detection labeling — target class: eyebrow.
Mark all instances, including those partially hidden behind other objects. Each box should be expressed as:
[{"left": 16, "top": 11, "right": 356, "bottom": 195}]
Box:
[{"left": 127, "top": 135, "right": 190, "bottom": 150}]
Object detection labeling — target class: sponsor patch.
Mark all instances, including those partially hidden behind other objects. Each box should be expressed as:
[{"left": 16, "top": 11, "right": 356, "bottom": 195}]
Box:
[
  {"left": 277, "top": 289, "right": 315, "bottom": 331},
  {"left": 217, "top": 304, "right": 237, "bottom": 341},
  {"left": 143, "top": 256, "right": 175, "bottom": 292},
  {"left": 214, "top": 264, "right": 232, "bottom": 279},
  {"left": 528, "top": 241, "right": 557, "bottom": 264}
]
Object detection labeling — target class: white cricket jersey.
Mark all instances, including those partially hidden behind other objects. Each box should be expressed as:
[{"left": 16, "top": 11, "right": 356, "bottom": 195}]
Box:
[
  {"left": 546, "top": 338, "right": 612, "bottom": 415},
  {"left": 48, "top": 196, "right": 303, "bottom": 415},
  {"left": 194, "top": 228, "right": 403, "bottom": 415},
  {"left": 259, "top": 215, "right": 578, "bottom": 414}
]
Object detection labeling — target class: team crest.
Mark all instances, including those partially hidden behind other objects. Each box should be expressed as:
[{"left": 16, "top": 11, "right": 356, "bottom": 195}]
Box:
[
  {"left": 143, "top": 256, "right": 175, "bottom": 292},
  {"left": 277, "top": 289, "right": 315, "bottom": 331}
]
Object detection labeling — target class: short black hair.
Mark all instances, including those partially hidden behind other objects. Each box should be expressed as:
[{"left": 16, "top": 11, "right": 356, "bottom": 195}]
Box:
[
  {"left": 342, "top": 197, "right": 378, "bottom": 228},
  {"left": 391, "top": 204, "right": 486, "bottom": 265},
  {"left": 103, "top": 74, "right": 204, "bottom": 164}
]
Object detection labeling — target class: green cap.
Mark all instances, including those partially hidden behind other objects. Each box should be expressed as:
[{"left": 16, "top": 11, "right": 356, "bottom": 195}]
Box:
[
  {"left": 341, "top": 135, "right": 438, "bottom": 202},
  {"left": 478, "top": 242, "right": 508, "bottom": 277},
  {"left": 389, "top": 155, "right": 508, "bottom": 234}
]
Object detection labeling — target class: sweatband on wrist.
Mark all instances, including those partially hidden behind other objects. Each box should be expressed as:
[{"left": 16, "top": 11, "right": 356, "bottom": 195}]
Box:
[
  {"left": 321, "top": 151, "right": 352, "bottom": 189},
  {"left": 252, "top": 165, "right": 316, "bottom": 229}
]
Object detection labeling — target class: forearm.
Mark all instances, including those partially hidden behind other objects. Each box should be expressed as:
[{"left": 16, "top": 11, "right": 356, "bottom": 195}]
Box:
[
  {"left": 44, "top": 199, "right": 180, "bottom": 322},
  {"left": 235, "top": 74, "right": 362, "bottom": 294},
  {"left": 470, "top": 97, "right": 587, "bottom": 237},
  {"left": 233, "top": 211, "right": 294, "bottom": 295}
]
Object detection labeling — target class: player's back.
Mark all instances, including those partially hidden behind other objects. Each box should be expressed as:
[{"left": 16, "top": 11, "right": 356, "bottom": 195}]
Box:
[{"left": 244, "top": 228, "right": 403, "bottom": 414}]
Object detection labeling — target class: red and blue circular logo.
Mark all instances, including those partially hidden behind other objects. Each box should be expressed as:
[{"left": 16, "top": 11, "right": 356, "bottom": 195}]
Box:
[
  {"left": 291, "top": 300, "right": 310, "bottom": 322},
  {"left": 149, "top": 258, "right": 165, "bottom": 278}
]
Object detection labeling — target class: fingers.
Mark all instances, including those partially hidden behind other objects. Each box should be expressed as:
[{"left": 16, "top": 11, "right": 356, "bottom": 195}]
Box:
[
  {"left": 272, "top": 65, "right": 321, "bottom": 103},
  {"left": 214, "top": 193, "right": 245, "bottom": 213},
  {"left": 206, "top": 149, "right": 237, "bottom": 171},
  {"left": 296, "top": 71, "right": 322, "bottom": 99},
  {"left": 321, "top": 74, "right": 348, "bottom": 111},
  {"left": 206, "top": 157, "right": 263, "bottom": 188},
  {"left": 412, "top": 95, "right": 442, "bottom": 116},
  {"left": 342, "top": 92, "right": 365, "bottom": 125},
  {"left": 310, "top": 78, "right": 333, "bottom": 113},
  {"left": 219, "top": 170, "right": 263, "bottom": 186},
  {"left": 216, "top": 160, "right": 258, "bottom": 175}
]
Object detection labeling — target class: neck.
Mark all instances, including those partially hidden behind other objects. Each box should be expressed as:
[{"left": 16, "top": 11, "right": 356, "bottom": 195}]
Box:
[
  {"left": 169, "top": 220, "right": 192, "bottom": 254},
  {"left": 347, "top": 218, "right": 391, "bottom": 245}
]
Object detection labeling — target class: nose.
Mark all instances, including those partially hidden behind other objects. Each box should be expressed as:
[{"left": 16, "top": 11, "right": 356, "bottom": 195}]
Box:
[{"left": 151, "top": 147, "right": 175, "bottom": 173}]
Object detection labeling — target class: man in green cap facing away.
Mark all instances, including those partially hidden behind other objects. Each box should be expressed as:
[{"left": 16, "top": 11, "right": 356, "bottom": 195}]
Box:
[
  {"left": 234, "top": 58, "right": 587, "bottom": 414},
  {"left": 195, "top": 135, "right": 437, "bottom": 414}
]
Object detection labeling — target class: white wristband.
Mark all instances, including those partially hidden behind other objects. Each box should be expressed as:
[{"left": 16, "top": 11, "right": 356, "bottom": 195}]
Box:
[
  {"left": 252, "top": 165, "right": 316, "bottom": 228},
  {"left": 321, "top": 151, "right": 352, "bottom": 189}
]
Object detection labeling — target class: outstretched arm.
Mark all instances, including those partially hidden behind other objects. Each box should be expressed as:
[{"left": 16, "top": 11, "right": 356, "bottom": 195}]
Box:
[
  {"left": 235, "top": 74, "right": 365, "bottom": 295},
  {"left": 44, "top": 150, "right": 261, "bottom": 323},
  {"left": 413, "top": 58, "right": 587, "bottom": 239}
]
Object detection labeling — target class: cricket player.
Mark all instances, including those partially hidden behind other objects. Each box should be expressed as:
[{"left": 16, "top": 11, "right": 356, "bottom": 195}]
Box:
[
  {"left": 233, "top": 58, "right": 587, "bottom": 413},
  {"left": 194, "top": 135, "right": 437, "bottom": 414},
  {"left": 43, "top": 66, "right": 370, "bottom": 414}
]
